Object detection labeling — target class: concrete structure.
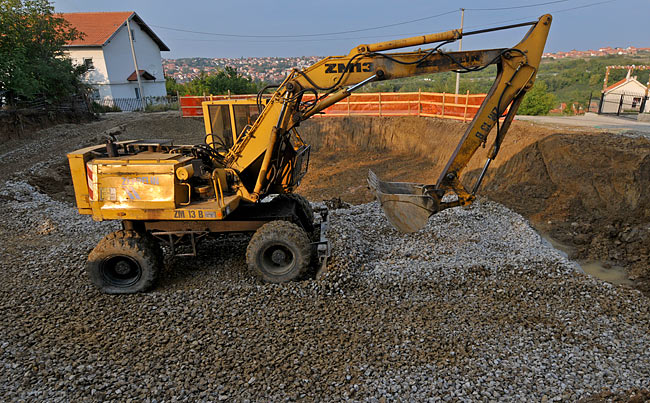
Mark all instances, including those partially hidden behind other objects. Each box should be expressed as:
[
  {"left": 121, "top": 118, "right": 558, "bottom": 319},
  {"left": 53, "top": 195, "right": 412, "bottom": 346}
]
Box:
[
  {"left": 601, "top": 71, "right": 649, "bottom": 114},
  {"left": 61, "top": 12, "right": 169, "bottom": 105}
]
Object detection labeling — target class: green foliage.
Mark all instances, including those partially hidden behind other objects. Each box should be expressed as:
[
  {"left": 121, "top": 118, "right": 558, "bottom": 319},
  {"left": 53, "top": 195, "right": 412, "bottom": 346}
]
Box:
[
  {"left": 171, "top": 67, "right": 259, "bottom": 96},
  {"left": 165, "top": 76, "right": 182, "bottom": 96},
  {"left": 518, "top": 81, "right": 557, "bottom": 116},
  {"left": 144, "top": 102, "right": 179, "bottom": 113},
  {"left": 91, "top": 102, "right": 121, "bottom": 113},
  {"left": 0, "top": 0, "right": 85, "bottom": 106}
]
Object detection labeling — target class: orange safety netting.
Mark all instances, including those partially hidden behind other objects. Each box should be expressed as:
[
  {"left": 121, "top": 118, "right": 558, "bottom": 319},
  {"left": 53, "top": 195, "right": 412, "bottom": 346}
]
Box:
[{"left": 180, "top": 92, "right": 487, "bottom": 120}]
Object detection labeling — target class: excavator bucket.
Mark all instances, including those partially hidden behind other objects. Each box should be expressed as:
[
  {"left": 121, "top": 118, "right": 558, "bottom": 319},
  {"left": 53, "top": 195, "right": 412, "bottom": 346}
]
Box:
[{"left": 367, "top": 170, "right": 440, "bottom": 233}]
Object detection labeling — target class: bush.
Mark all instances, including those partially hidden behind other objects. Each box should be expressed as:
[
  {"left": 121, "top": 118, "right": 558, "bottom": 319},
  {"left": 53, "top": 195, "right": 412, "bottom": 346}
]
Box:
[
  {"left": 144, "top": 102, "right": 179, "bottom": 113},
  {"left": 518, "top": 81, "right": 557, "bottom": 116},
  {"left": 91, "top": 102, "right": 121, "bottom": 113}
]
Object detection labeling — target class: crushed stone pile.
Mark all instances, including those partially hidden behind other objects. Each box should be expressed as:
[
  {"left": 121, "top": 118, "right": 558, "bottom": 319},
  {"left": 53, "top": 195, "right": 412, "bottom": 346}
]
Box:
[{"left": 1, "top": 177, "right": 649, "bottom": 401}]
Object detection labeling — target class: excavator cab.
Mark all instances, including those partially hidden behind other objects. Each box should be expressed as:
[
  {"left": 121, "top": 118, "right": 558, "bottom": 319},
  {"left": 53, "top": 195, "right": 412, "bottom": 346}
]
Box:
[{"left": 202, "top": 99, "right": 262, "bottom": 153}]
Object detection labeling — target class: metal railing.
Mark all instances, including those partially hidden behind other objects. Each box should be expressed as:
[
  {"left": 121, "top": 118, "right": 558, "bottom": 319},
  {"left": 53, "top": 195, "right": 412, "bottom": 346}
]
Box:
[{"left": 93, "top": 96, "right": 178, "bottom": 112}]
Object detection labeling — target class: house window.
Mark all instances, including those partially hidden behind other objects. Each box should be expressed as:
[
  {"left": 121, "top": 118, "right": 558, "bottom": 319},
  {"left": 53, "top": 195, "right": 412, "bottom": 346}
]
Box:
[
  {"left": 84, "top": 58, "right": 94, "bottom": 70},
  {"left": 632, "top": 97, "right": 641, "bottom": 108},
  {"left": 131, "top": 29, "right": 135, "bottom": 41},
  {"left": 134, "top": 87, "right": 140, "bottom": 99},
  {"left": 91, "top": 88, "right": 100, "bottom": 100}
]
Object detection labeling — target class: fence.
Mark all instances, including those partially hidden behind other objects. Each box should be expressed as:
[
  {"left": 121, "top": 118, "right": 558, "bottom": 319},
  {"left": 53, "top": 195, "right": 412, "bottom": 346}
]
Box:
[
  {"left": 94, "top": 95, "right": 178, "bottom": 112},
  {"left": 597, "top": 92, "right": 648, "bottom": 115},
  {"left": 179, "top": 91, "right": 488, "bottom": 121},
  {"left": 0, "top": 94, "right": 90, "bottom": 114}
]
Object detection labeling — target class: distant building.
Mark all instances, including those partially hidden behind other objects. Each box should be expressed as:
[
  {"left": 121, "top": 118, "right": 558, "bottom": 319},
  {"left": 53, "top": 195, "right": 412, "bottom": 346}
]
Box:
[
  {"left": 61, "top": 12, "right": 169, "bottom": 104},
  {"left": 600, "top": 71, "right": 648, "bottom": 114}
]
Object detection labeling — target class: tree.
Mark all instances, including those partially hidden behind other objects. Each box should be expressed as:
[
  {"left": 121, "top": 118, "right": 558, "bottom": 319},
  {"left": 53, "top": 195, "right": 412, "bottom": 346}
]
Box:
[
  {"left": 175, "top": 67, "right": 259, "bottom": 96},
  {"left": 518, "top": 80, "right": 557, "bottom": 116},
  {"left": 165, "top": 76, "right": 181, "bottom": 96},
  {"left": 0, "top": 0, "right": 84, "bottom": 106}
]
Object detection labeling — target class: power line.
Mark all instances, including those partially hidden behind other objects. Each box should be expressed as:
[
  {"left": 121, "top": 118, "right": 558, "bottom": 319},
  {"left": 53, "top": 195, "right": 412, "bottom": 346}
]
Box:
[
  {"left": 461, "top": 0, "right": 616, "bottom": 31},
  {"left": 160, "top": 0, "right": 617, "bottom": 46},
  {"left": 465, "top": 0, "right": 569, "bottom": 11},
  {"left": 150, "top": 10, "right": 458, "bottom": 39}
]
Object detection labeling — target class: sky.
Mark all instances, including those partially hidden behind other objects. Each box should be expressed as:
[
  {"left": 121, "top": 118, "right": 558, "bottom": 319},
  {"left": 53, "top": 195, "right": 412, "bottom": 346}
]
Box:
[{"left": 52, "top": 0, "right": 649, "bottom": 59}]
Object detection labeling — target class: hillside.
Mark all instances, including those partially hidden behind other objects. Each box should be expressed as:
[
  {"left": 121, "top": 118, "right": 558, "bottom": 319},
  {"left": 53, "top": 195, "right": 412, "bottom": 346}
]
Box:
[{"left": 363, "top": 52, "right": 650, "bottom": 106}]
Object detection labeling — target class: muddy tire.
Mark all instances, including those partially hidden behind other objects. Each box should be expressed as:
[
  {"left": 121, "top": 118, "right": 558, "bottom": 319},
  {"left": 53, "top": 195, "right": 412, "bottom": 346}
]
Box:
[
  {"left": 246, "top": 220, "right": 311, "bottom": 283},
  {"left": 87, "top": 230, "right": 162, "bottom": 294},
  {"left": 274, "top": 193, "right": 315, "bottom": 232}
]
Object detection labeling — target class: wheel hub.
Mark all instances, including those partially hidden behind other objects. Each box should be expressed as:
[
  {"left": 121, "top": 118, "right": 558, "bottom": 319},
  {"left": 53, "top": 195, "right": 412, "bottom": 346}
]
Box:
[
  {"left": 114, "top": 260, "right": 132, "bottom": 276},
  {"left": 101, "top": 256, "right": 142, "bottom": 287},
  {"left": 271, "top": 249, "right": 288, "bottom": 265}
]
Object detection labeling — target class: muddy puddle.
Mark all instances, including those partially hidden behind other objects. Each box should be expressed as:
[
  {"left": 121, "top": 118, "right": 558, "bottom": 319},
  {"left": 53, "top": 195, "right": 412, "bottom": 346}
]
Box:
[{"left": 539, "top": 231, "right": 632, "bottom": 286}]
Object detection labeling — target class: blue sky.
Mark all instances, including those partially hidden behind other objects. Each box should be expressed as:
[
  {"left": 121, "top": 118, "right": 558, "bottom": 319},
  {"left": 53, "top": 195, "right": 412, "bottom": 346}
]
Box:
[{"left": 53, "top": 0, "right": 648, "bottom": 58}]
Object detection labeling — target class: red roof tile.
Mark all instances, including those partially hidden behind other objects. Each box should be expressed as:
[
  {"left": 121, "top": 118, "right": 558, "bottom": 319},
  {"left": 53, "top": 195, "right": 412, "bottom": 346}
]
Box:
[
  {"left": 604, "top": 78, "right": 628, "bottom": 92},
  {"left": 127, "top": 70, "right": 156, "bottom": 81},
  {"left": 61, "top": 12, "right": 133, "bottom": 47},
  {"left": 60, "top": 12, "right": 169, "bottom": 51}
]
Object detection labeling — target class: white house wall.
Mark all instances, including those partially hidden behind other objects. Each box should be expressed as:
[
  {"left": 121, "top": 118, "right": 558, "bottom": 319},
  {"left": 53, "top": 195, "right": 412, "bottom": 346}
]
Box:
[
  {"left": 65, "top": 48, "right": 113, "bottom": 98},
  {"left": 103, "top": 19, "right": 166, "bottom": 99},
  {"left": 602, "top": 80, "right": 648, "bottom": 114}
]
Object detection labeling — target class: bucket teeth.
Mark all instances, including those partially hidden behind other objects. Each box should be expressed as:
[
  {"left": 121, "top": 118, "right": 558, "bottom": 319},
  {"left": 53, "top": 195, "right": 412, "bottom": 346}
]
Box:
[{"left": 367, "top": 170, "right": 440, "bottom": 233}]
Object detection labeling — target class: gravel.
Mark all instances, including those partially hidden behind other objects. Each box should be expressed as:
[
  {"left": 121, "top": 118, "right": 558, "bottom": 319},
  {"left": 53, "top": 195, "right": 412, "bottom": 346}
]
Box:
[
  {"left": 1, "top": 114, "right": 649, "bottom": 401},
  {"left": 1, "top": 175, "right": 649, "bottom": 401}
]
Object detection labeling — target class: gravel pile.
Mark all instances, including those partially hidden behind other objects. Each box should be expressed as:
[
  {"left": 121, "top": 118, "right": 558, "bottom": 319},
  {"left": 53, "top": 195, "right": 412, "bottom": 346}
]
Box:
[{"left": 1, "top": 172, "right": 649, "bottom": 401}]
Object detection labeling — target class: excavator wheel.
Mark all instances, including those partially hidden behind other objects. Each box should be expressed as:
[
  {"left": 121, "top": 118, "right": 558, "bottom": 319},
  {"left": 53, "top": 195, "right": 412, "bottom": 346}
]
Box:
[
  {"left": 273, "top": 193, "right": 315, "bottom": 233},
  {"left": 87, "top": 230, "right": 162, "bottom": 294},
  {"left": 246, "top": 220, "right": 312, "bottom": 283}
]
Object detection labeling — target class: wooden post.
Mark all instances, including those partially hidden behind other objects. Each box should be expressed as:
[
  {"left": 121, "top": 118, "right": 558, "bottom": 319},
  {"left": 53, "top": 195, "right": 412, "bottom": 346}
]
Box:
[
  {"left": 441, "top": 92, "right": 446, "bottom": 117},
  {"left": 177, "top": 90, "right": 182, "bottom": 117},
  {"left": 418, "top": 89, "right": 421, "bottom": 117},
  {"left": 378, "top": 93, "right": 382, "bottom": 117},
  {"left": 463, "top": 90, "right": 469, "bottom": 122},
  {"left": 347, "top": 95, "right": 351, "bottom": 116},
  {"left": 228, "top": 89, "right": 231, "bottom": 99}
]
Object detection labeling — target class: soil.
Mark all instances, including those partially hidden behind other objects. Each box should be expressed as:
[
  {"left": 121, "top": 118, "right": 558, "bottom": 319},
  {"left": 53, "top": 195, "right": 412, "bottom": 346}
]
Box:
[
  {"left": 4, "top": 112, "right": 649, "bottom": 295},
  {"left": 299, "top": 116, "right": 650, "bottom": 295}
]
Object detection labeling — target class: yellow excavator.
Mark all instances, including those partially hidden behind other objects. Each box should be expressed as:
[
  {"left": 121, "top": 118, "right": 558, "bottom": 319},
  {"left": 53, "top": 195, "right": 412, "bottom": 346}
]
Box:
[{"left": 68, "top": 15, "right": 552, "bottom": 293}]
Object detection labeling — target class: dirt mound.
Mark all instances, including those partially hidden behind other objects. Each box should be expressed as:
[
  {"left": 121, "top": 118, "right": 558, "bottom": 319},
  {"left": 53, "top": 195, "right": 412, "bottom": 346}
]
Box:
[
  {"left": 468, "top": 133, "right": 650, "bottom": 293},
  {"left": 0, "top": 109, "right": 93, "bottom": 141}
]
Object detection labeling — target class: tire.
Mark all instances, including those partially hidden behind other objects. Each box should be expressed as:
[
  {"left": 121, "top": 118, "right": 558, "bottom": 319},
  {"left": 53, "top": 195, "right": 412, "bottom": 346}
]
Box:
[
  {"left": 274, "top": 193, "right": 315, "bottom": 232},
  {"left": 246, "top": 220, "right": 312, "bottom": 283},
  {"left": 87, "top": 230, "right": 162, "bottom": 294}
]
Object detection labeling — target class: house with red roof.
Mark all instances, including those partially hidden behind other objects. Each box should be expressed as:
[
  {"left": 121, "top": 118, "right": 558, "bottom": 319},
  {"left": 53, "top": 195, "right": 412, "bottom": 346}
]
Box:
[
  {"left": 61, "top": 12, "right": 169, "bottom": 106},
  {"left": 601, "top": 72, "right": 648, "bottom": 114}
]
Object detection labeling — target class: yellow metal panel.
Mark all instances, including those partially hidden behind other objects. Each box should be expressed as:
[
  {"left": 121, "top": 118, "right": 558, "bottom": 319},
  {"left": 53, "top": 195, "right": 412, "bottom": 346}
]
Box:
[{"left": 95, "top": 196, "right": 240, "bottom": 221}]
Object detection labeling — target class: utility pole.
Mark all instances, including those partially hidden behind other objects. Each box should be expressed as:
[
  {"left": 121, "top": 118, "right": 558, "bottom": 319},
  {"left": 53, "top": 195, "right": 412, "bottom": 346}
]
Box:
[
  {"left": 126, "top": 17, "right": 145, "bottom": 111},
  {"left": 455, "top": 8, "right": 465, "bottom": 102}
]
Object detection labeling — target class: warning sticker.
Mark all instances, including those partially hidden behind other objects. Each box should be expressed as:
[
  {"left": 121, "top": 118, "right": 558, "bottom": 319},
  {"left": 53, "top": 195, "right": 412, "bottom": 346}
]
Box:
[{"left": 99, "top": 187, "right": 117, "bottom": 201}]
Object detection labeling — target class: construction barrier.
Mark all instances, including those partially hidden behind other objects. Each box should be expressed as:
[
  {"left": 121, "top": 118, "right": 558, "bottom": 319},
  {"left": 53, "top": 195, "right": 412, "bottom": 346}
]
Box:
[{"left": 180, "top": 91, "right": 487, "bottom": 122}]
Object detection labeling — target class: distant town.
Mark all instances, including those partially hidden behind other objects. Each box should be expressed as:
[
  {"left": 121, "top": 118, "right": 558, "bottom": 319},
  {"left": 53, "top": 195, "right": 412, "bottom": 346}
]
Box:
[
  {"left": 542, "top": 46, "right": 650, "bottom": 60},
  {"left": 163, "top": 56, "right": 322, "bottom": 84},
  {"left": 163, "top": 46, "right": 650, "bottom": 84}
]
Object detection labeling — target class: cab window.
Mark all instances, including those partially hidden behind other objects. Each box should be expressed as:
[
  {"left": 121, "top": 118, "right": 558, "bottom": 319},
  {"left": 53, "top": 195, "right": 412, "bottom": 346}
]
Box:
[
  {"left": 207, "top": 104, "right": 233, "bottom": 149},
  {"left": 233, "top": 105, "right": 260, "bottom": 139}
]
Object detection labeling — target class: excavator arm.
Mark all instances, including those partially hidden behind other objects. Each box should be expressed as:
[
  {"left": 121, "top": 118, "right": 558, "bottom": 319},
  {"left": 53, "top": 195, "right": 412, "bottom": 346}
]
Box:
[{"left": 220, "top": 14, "right": 552, "bottom": 232}]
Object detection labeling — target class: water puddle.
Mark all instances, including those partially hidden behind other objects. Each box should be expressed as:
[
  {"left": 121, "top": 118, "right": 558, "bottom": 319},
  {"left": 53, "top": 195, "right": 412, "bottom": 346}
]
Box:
[
  {"left": 538, "top": 231, "right": 633, "bottom": 286},
  {"left": 579, "top": 261, "right": 633, "bottom": 286}
]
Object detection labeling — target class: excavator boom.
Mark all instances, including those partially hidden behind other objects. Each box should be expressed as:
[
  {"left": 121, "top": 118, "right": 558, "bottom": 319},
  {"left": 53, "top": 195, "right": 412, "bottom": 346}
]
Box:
[{"left": 224, "top": 15, "right": 552, "bottom": 232}]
